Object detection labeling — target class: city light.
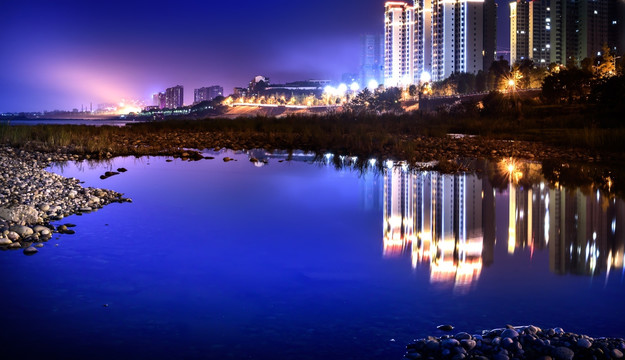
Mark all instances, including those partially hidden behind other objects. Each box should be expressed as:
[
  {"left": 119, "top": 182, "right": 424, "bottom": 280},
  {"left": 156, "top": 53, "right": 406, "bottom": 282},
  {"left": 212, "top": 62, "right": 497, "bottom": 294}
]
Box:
[
  {"left": 350, "top": 82, "right": 360, "bottom": 92},
  {"left": 337, "top": 83, "right": 348, "bottom": 96},
  {"left": 368, "top": 79, "right": 379, "bottom": 90}
]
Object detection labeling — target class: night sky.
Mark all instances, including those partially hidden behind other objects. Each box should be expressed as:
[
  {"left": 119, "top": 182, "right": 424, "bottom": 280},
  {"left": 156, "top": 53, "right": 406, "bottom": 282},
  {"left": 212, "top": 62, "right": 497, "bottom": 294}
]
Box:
[{"left": 0, "top": 0, "right": 510, "bottom": 112}]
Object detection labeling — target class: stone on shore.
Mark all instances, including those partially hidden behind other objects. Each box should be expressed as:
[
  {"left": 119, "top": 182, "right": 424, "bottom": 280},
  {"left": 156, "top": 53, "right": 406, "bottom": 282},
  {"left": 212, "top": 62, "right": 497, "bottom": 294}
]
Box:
[
  {"left": 10, "top": 225, "right": 34, "bottom": 237},
  {"left": 0, "top": 205, "right": 39, "bottom": 223},
  {"left": 23, "top": 246, "right": 38, "bottom": 255},
  {"left": 1, "top": 147, "right": 130, "bottom": 254},
  {"left": 405, "top": 325, "right": 625, "bottom": 360}
]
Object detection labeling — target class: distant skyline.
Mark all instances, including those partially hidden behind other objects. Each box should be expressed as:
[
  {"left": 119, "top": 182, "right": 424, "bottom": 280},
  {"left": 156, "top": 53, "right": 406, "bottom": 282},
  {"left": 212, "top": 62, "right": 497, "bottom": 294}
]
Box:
[{"left": 0, "top": 0, "right": 511, "bottom": 112}]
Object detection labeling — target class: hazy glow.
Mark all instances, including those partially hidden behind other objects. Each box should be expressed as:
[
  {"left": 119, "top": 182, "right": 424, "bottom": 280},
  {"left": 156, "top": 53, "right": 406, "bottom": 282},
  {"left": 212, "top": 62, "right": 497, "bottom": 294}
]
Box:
[{"left": 368, "top": 79, "right": 379, "bottom": 90}]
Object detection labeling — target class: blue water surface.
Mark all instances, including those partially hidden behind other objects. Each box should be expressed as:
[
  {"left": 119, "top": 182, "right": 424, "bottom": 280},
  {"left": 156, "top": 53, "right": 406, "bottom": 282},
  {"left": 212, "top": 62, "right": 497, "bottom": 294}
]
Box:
[{"left": 0, "top": 151, "right": 623, "bottom": 360}]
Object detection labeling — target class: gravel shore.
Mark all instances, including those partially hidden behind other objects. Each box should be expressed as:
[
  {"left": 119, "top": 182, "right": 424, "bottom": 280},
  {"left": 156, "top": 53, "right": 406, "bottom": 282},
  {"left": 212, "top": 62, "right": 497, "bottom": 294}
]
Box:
[
  {"left": 405, "top": 325, "right": 625, "bottom": 360},
  {"left": 0, "top": 147, "right": 131, "bottom": 254}
]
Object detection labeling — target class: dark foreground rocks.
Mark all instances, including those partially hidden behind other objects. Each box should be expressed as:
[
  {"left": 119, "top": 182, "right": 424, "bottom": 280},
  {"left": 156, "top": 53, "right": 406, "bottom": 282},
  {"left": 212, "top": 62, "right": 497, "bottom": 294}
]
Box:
[
  {"left": 405, "top": 325, "right": 625, "bottom": 360},
  {"left": 0, "top": 147, "right": 131, "bottom": 253}
]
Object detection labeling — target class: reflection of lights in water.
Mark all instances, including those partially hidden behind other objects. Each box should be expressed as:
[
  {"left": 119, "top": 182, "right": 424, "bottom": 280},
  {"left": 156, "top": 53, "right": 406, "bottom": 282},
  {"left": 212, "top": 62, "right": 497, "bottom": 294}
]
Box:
[
  {"left": 500, "top": 158, "right": 523, "bottom": 184},
  {"left": 613, "top": 219, "right": 617, "bottom": 234},
  {"left": 508, "top": 183, "right": 516, "bottom": 254},
  {"left": 369, "top": 159, "right": 376, "bottom": 167}
]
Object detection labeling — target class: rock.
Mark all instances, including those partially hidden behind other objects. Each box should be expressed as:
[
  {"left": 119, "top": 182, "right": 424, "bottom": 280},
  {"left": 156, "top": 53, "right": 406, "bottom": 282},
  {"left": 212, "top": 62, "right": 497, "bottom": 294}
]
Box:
[
  {"left": 553, "top": 346, "right": 574, "bottom": 360},
  {"left": 0, "top": 238, "right": 12, "bottom": 245},
  {"left": 577, "top": 338, "right": 592, "bottom": 349},
  {"left": 442, "top": 339, "right": 460, "bottom": 348},
  {"left": 7, "top": 231, "right": 20, "bottom": 241},
  {"left": 501, "top": 329, "right": 519, "bottom": 339},
  {"left": 33, "top": 225, "right": 48, "bottom": 233},
  {"left": 223, "top": 157, "right": 233, "bottom": 162},
  {"left": 39, "top": 204, "right": 50, "bottom": 211},
  {"left": 117, "top": 168, "right": 127, "bottom": 172},
  {"left": 460, "top": 339, "right": 476, "bottom": 350},
  {"left": 437, "top": 325, "right": 454, "bottom": 331},
  {"left": 34, "top": 243, "right": 44, "bottom": 248},
  {"left": 0, "top": 205, "right": 39, "bottom": 224},
  {"left": 455, "top": 332, "right": 472, "bottom": 340},
  {"left": 23, "top": 246, "right": 38, "bottom": 255},
  {"left": 10, "top": 225, "right": 34, "bottom": 237},
  {"left": 612, "top": 349, "right": 624, "bottom": 359}
]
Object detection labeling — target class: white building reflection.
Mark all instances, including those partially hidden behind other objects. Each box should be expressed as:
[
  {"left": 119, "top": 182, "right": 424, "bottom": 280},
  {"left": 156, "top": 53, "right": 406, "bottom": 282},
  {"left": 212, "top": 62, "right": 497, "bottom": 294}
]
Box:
[
  {"left": 383, "top": 160, "right": 625, "bottom": 291},
  {"left": 383, "top": 164, "right": 489, "bottom": 292}
]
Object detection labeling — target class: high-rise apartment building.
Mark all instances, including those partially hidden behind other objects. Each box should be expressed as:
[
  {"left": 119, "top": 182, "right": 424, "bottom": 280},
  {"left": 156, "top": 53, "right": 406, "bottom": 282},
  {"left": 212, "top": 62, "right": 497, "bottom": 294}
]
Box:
[
  {"left": 483, "top": 0, "right": 498, "bottom": 71},
  {"left": 550, "top": 0, "right": 610, "bottom": 65},
  {"left": 609, "top": 0, "right": 625, "bottom": 55},
  {"left": 530, "top": 0, "right": 551, "bottom": 65},
  {"left": 510, "top": 0, "right": 530, "bottom": 65},
  {"left": 152, "top": 92, "right": 166, "bottom": 109},
  {"left": 194, "top": 86, "right": 223, "bottom": 104},
  {"left": 431, "top": 0, "right": 485, "bottom": 82},
  {"left": 415, "top": 0, "right": 433, "bottom": 81},
  {"left": 384, "top": 2, "right": 417, "bottom": 87},
  {"left": 384, "top": 0, "right": 492, "bottom": 85},
  {"left": 510, "top": 0, "right": 550, "bottom": 65},
  {"left": 165, "top": 85, "right": 184, "bottom": 109},
  {"left": 360, "top": 34, "right": 384, "bottom": 88}
]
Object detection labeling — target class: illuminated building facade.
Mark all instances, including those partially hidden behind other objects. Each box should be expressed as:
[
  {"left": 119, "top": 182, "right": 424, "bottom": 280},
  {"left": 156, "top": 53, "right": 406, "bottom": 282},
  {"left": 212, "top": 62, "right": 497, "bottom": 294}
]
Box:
[
  {"left": 165, "top": 85, "right": 184, "bottom": 109},
  {"left": 384, "top": 2, "right": 417, "bottom": 87},
  {"left": 510, "top": 0, "right": 530, "bottom": 65},
  {"left": 510, "top": 0, "right": 551, "bottom": 66},
  {"left": 431, "top": 0, "right": 485, "bottom": 82},
  {"left": 194, "top": 86, "right": 223, "bottom": 104},
  {"left": 529, "top": 0, "right": 551, "bottom": 65},
  {"left": 152, "top": 92, "right": 166, "bottom": 109},
  {"left": 360, "top": 34, "right": 385, "bottom": 89},
  {"left": 415, "top": 0, "right": 433, "bottom": 82},
  {"left": 384, "top": 0, "right": 493, "bottom": 85}
]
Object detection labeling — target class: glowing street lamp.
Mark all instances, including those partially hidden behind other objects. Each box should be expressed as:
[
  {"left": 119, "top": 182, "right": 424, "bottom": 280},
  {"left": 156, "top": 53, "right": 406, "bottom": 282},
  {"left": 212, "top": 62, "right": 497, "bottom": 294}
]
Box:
[
  {"left": 350, "top": 82, "right": 360, "bottom": 92},
  {"left": 368, "top": 79, "right": 379, "bottom": 90}
]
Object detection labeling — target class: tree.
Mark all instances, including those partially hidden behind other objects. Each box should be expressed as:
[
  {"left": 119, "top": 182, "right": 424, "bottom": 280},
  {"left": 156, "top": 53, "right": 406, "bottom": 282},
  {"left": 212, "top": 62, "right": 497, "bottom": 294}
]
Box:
[
  {"left": 408, "top": 85, "right": 418, "bottom": 97},
  {"left": 488, "top": 58, "right": 511, "bottom": 91},
  {"left": 596, "top": 44, "right": 616, "bottom": 78},
  {"left": 371, "top": 87, "right": 402, "bottom": 113}
]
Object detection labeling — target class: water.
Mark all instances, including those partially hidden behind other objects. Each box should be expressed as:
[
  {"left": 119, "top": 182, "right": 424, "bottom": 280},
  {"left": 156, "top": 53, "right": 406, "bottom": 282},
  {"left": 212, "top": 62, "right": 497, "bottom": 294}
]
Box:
[{"left": 1, "top": 151, "right": 624, "bottom": 359}]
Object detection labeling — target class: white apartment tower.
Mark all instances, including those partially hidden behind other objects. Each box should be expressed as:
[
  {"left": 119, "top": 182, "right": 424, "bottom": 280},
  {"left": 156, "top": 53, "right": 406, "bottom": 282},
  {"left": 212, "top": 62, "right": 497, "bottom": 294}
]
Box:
[
  {"left": 415, "top": 0, "right": 433, "bottom": 81},
  {"left": 431, "top": 0, "right": 485, "bottom": 82},
  {"left": 384, "top": 2, "right": 417, "bottom": 87}
]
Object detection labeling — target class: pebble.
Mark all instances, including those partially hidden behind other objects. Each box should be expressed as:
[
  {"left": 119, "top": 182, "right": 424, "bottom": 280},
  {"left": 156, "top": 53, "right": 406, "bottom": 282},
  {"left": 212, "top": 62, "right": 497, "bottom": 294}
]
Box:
[
  {"left": 405, "top": 325, "right": 625, "bottom": 360},
  {"left": 0, "top": 147, "right": 131, "bottom": 254},
  {"left": 23, "top": 246, "right": 38, "bottom": 255}
]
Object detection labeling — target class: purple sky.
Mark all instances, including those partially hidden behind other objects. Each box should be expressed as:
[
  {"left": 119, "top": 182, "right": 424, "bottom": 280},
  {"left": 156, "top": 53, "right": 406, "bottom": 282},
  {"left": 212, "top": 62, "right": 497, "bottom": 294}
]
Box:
[{"left": 0, "top": 0, "right": 510, "bottom": 112}]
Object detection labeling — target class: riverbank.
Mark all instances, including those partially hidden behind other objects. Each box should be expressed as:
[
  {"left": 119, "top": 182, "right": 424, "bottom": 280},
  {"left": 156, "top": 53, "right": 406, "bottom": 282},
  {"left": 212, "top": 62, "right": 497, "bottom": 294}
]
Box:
[
  {"left": 0, "top": 147, "right": 131, "bottom": 254},
  {"left": 2, "top": 111, "right": 625, "bottom": 196},
  {"left": 406, "top": 325, "right": 625, "bottom": 360}
]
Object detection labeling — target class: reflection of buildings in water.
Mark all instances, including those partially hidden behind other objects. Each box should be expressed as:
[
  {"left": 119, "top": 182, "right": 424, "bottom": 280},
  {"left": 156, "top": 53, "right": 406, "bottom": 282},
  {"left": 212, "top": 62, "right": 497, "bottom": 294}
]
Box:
[
  {"left": 505, "top": 179, "right": 625, "bottom": 277},
  {"left": 361, "top": 171, "right": 382, "bottom": 211},
  {"left": 384, "top": 161, "right": 625, "bottom": 285},
  {"left": 548, "top": 187, "right": 625, "bottom": 276},
  {"left": 383, "top": 166, "right": 489, "bottom": 291}
]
